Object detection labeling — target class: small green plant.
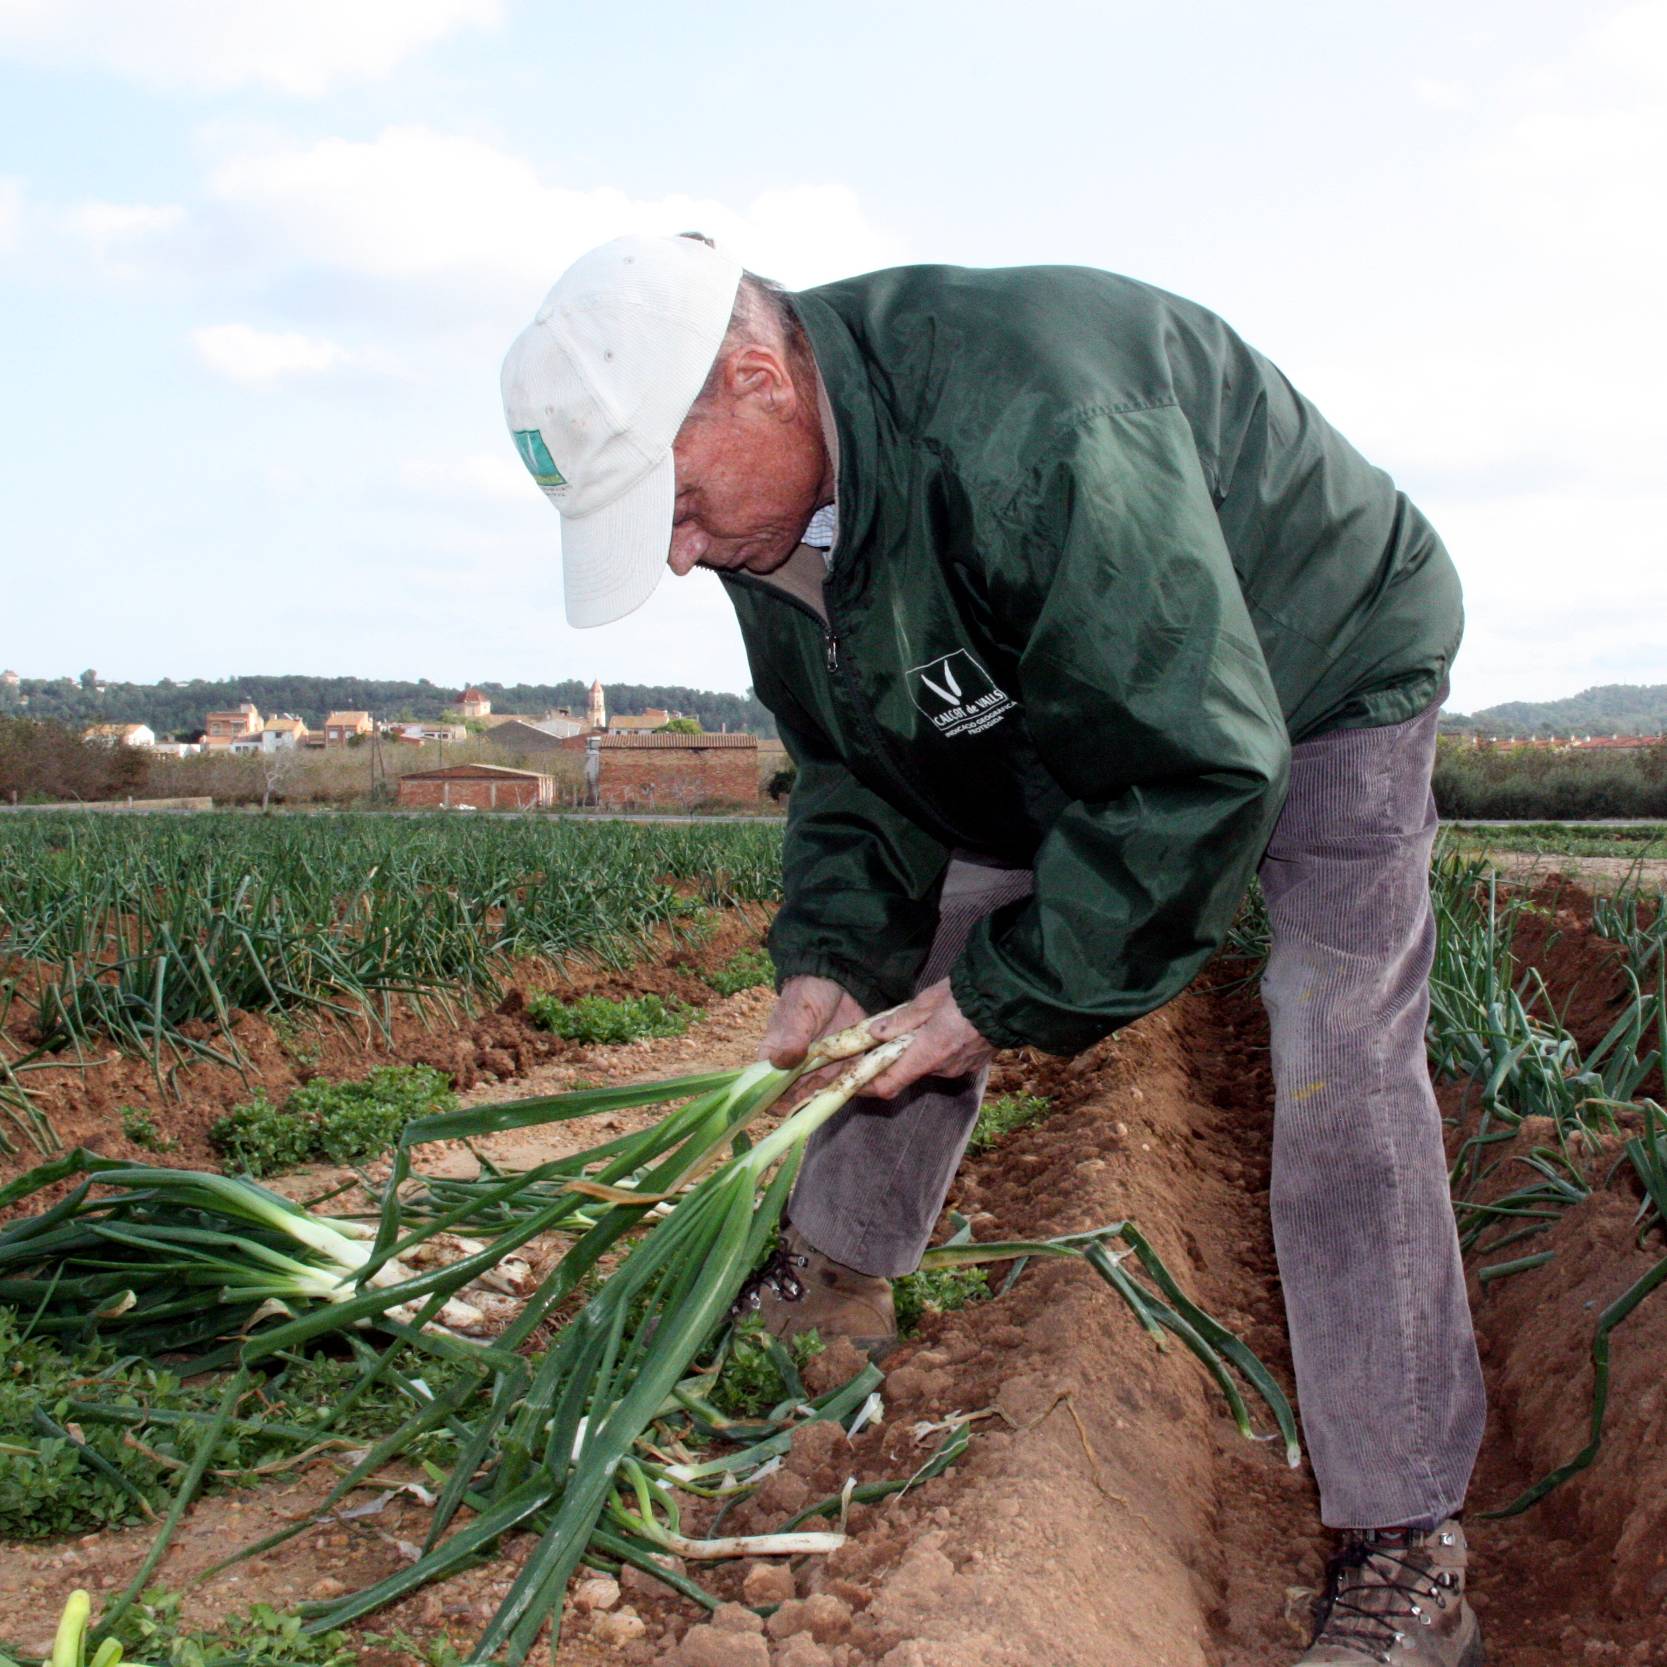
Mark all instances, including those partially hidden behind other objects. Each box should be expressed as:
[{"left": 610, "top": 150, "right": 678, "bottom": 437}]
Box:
[
  {"left": 112, "top": 1591, "right": 358, "bottom": 1667},
  {"left": 0, "top": 1315, "right": 305, "bottom": 1541},
  {"left": 702, "top": 946, "right": 774, "bottom": 998},
  {"left": 0, "top": 1313, "right": 489, "bottom": 1544},
  {"left": 119, "top": 1105, "right": 174, "bottom": 1152},
  {"left": 707, "top": 1316, "right": 825, "bottom": 1419},
  {"left": 211, "top": 1065, "right": 456, "bottom": 1176},
  {"left": 525, "top": 992, "right": 701, "bottom": 1045},
  {"left": 208, "top": 1090, "right": 312, "bottom": 1175},
  {"left": 969, "top": 1092, "right": 1053, "bottom": 1153},
  {"left": 892, "top": 1265, "right": 991, "bottom": 1335}
]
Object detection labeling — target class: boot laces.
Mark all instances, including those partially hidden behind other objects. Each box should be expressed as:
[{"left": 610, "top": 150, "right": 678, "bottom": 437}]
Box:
[
  {"left": 729, "top": 1238, "right": 810, "bottom": 1317},
  {"left": 1312, "top": 1534, "right": 1450, "bottom": 1664}
]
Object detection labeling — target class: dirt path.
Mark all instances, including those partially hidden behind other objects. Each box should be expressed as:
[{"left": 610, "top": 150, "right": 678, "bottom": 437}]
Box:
[{"left": 1471, "top": 851, "right": 1667, "bottom": 889}]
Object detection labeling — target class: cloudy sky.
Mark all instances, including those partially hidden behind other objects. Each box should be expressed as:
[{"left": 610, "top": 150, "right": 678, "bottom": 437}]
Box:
[{"left": 1, "top": 0, "right": 1661, "bottom": 714}]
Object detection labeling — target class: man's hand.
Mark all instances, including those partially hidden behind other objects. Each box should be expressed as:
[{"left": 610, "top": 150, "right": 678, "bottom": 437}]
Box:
[
  {"left": 759, "top": 974, "right": 867, "bottom": 1069},
  {"left": 864, "top": 978, "right": 995, "bottom": 1100}
]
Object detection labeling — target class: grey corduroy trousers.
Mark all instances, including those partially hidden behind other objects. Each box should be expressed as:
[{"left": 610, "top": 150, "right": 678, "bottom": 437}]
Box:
[{"left": 789, "top": 694, "right": 1486, "bottom": 1530}]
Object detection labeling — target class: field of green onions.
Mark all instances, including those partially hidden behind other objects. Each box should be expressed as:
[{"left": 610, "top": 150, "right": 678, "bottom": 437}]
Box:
[
  {"left": 2, "top": 814, "right": 1664, "bottom": 1665},
  {"left": 0, "top": 813, "right": 784, "bottom": 1156},
  {"left": 0, "top": 812, "right": 1312, "bottom": 1665},
  {"left": 1426, "top": 852, "right": 1667, "bottom": 1518}
]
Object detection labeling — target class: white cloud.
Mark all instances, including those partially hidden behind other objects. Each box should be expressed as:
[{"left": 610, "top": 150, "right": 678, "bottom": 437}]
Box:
[
  {"left": 1413, "top": 77, "right": 1473, "bottom": 111},
  {"left": 1428, "top": 488, "right": 1667, "bottom": 713},
  {"left": 60, "top": 200, "right": 185, "bottom": 275},
  {"left": 1293, "top": 6, "right": 1666, "bottom": 715},
  {"left": 192, "top": 323, "right": 344, "bottom": 386},
  {"left": 63, "top": 201, "right": 185, "bottom": 244},
  {"left": 207, "top": 127, "right": 906, "bottom": 292},
  {"left": 0, "top": 176, "right": 20, "bottom": 252},
  {"left": 1591, "top": 0, "right": 1667, "bottom": 88},
  {"left": 0, "top": 0, "right": 500, "bottom": 97},
  {"left": 400, "top": 454, "right": 529, "bottom": 504}
]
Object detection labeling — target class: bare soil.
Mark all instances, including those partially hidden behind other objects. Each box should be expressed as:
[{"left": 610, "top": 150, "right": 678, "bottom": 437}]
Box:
[
  {"left": 2, "top": 892, "right": 1663, "bottom": 1665},
  {"left": 1477, "top": 851, "right": 1667, "bottom": 890}
]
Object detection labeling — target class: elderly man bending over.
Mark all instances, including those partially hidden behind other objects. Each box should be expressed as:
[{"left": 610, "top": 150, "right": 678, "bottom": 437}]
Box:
[{"left": 501, "top": 234, "right": 1485, "bottom": 1667}]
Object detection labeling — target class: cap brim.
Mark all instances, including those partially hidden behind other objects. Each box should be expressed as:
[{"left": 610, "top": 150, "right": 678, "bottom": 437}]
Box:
[{"left": 558, "top": 451, "right": 673, "bottom": 628}]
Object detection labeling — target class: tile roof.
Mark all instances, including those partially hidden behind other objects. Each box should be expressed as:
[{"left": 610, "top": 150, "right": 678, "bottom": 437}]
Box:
[
  {"left": 400, "top": 764, "right": 548, "bottom": 781},
  {"left": 594, "top": 733, "right": 757, "bottom": 749}
]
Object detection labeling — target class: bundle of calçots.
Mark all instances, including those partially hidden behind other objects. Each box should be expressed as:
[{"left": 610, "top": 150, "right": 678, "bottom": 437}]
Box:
[{"left": 0, "top": 1013, "right": 1298, "bottom": 1665}]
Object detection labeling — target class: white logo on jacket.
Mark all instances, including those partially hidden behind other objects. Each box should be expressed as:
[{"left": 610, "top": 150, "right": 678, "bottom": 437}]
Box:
[{"left": 906, "top": 649, "right": 1016, "bottom": 739}]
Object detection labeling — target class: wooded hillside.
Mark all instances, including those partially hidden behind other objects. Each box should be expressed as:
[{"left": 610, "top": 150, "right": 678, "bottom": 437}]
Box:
[
  {"left": 1445, "top": 683, "right": 1667, "bottom": 736},
  {"left": 0, "top": 676, "right": 778, "bottom": 739}
]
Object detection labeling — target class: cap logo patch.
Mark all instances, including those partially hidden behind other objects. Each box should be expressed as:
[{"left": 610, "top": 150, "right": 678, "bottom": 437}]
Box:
[{"left": 512, "top": 428, "right": 567, "bottom": 492}]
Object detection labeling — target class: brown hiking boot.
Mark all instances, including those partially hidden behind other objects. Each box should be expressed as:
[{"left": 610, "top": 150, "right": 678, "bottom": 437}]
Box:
[
  {"left": 730, "top": 1224, "right": 897, "bottom": 1357},
  {"left": 1296, "top": 1520, "right": 1482, "bottom": 1666}
]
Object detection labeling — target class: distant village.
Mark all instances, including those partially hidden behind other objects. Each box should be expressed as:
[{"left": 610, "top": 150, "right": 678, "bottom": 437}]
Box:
[
  {"left": 10, "top": 672, "right": 774, "bottom": 811},
  {"left": 1458, "top": 733, "right": 1662, "bottom": 752}
]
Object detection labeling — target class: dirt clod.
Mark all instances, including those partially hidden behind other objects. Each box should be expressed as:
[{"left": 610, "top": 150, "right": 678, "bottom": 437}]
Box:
[
  {"left": 786, "top": 1419, "right": 849, "bottom": 1477},
  {"left": 677, "top": 1623, "right": 771, "bottom": 1667},
  {"left": 573, "top": 1576, "right": 621, "bottom": 1612},
  {"left": 774, "top": 1638, "right": 839, "bottom": 1667},
  {"left": 742, "top": 1562, "right": 797, "bottom": 1606},
  {"left": 767, "top": 1592, "right": 855, "bottom": 1645},
  {"left": 594, "top": 1605, "right": 647, "bottom": 1646},
  {"left": 804, "top": 1337, "right": 870, "bottom": 1397},
  {"left": 712, "top": 1601, "right": 766, "bottom": 1634},
  {"left": 620, "top": 1554, "right": 686, "bottom": 1603}
]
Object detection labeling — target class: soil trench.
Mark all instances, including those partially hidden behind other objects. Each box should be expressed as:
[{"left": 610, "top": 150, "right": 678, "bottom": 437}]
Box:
[{"left": 3, "top": 897, "right": 1663, "bottom": 1665}]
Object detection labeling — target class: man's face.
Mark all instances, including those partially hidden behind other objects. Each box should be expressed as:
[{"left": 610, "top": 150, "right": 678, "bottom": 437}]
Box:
[{"left": 666, "top": 352, "right": 827, "bottom": 579}]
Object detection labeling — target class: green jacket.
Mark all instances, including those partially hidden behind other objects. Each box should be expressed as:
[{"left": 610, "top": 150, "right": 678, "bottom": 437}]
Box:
[{"left": 722, "top": 263, "right": 1461, "bottom": 1056}]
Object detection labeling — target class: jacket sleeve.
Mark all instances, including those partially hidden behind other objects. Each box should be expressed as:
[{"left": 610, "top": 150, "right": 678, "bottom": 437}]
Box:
[
  {"left": 769, "top": 706, "right": 952, "bottom": 1015},
  {"left": 950, "top": 405, "right": 1291, "bottom": 1055}
]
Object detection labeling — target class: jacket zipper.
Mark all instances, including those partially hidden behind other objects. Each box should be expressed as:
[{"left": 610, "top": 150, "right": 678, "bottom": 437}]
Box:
[
  {"left": 816, "top": 593, "right": 963, "bottom": 848},
  {"left": 726, "top": 572, "right": 959, "bottom": 847}
]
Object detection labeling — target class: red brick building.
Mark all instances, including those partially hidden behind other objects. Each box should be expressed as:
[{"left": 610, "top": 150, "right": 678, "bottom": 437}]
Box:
[
  {"left": 566, "top": 733, "right": 760, "bottom": 808},
  {"left": 396, "top": 764, "right": 553, "bottom": 810}
]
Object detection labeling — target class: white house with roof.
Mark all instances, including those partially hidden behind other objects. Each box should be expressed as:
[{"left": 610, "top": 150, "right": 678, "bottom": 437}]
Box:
[{"left": 83, "top": 722, "right": 156, "bottom": 748}]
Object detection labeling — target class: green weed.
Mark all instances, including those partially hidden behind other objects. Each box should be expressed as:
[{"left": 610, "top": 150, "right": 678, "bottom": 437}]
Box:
[
  {"left": 707, "top": 1317, "right": 825, "bottom": 1419},
  {"left": 701, "top": 946, "right": 774, "bottom": 998},
  {"left": 109, "top": 1591, "right": 370, "bottom": 1667},
  {"left": 892, "top": 1265, "right": 991, "bottom": 1335},
  {"left": 118, "top": 1598, "right": 463, "bottom": 1666},
  {"left": 270, "top": 1010, "right": 323, "bottom": 1070},
  {"left": 0, "top": 1313, "right": 487, "bottom": 1542},
  {"left": 525, "top": 992, "right": 701, "bottom": 1045},
  {"left": 969, "top": 1092, "right": 1053, "bottom": 1153},
  {"left": 119, "top": 1104, "right": 174, "bottom": 1152},
  {"left": 210, "top": 1065, "right": 456, "bottom": 1177}
]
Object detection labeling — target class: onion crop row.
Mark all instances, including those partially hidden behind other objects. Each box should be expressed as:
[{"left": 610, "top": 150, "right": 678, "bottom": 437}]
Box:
[
  {"left": 0, "top": 814, "right": 785, "bottom": 1153},
  {"left": 1233, "top": 847, "right": 1667, "bottom": 1513},
  {"left": 1418, "top": 856, "right": 1667, "bottom": 1512}
]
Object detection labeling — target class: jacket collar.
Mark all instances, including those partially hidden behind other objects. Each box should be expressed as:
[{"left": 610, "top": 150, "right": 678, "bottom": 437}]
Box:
[{"left": 789, "top": 290, "right": 887, "bottom": 582}]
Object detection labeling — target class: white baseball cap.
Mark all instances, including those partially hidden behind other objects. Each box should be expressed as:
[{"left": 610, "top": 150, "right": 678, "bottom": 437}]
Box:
[{"left": 501, "top": 235, "right": 743, "bottom": 628}]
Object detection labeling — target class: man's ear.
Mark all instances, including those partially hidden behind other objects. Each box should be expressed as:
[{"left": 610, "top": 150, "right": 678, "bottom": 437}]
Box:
[{"left": 725, "top": 344, "right": 799, "bottom": 420}]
